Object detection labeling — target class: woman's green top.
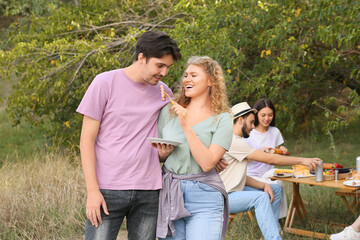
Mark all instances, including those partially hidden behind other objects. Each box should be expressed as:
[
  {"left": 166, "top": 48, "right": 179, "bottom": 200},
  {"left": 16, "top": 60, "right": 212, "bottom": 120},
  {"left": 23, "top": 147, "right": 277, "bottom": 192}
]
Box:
[{"left": 158, "top": 104, "right": 233, "bottom": 175}]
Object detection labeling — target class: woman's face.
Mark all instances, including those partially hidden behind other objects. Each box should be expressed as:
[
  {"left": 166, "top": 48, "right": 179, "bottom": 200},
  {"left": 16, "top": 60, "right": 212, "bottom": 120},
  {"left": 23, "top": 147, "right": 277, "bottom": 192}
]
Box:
[
  {"left": 257, "top": 107, "right": 273, "bottom": 128},
  {"left": 182, "top": 64, "right": 212, "bottom": 98}
]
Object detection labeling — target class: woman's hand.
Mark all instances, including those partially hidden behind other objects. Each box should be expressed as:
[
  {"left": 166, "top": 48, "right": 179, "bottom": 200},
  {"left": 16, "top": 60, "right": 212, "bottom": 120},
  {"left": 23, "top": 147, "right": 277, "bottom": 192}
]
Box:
[
  {"left": 151, "top": 143, "right": 174, "bottom": 162},
  {"left": 172, "top": 102, "right": 190, "bottom": 131},
  {"left": 261, "top": 147, "right": 272, "bottom": 152},
  {"left": 278, "top": 145, "right": 288, "bottom": 155}
]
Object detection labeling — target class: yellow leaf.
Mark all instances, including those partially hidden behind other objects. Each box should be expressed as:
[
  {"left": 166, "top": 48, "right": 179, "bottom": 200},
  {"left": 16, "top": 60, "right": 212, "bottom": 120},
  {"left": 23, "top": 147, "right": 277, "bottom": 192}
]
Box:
[
  {"left": 65, "top": 121, "right": 71, "bottom": 128},
  {"left": 294, "top": 8, "right": 301, "bottom": 17},
  {"left": 265, "top": 49, "right": 271, "bottom": 56},
  {"left": 261, "top": 50, "right": 266, "bottom": 58}
]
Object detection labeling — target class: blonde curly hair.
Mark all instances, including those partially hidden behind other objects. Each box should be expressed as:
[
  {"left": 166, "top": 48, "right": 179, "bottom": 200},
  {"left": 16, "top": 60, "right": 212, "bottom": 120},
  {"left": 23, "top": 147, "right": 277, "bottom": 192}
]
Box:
[{"left": 170, "top": 56, "right": 230, "bottom": 116}]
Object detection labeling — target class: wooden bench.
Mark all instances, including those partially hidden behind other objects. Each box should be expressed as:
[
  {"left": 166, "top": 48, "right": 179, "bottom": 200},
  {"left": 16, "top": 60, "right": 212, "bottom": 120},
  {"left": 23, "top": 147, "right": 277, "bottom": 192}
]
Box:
[
  {"left": 228, "top": 210, "right": 255, "bottom": 225},
  {"left": 335, "top": 188, "right": 360, "bottom": 214}
]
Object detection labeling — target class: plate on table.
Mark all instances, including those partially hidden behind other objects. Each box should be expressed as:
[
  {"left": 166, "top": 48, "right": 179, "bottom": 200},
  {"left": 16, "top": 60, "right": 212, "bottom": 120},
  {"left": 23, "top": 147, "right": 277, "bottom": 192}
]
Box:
[
  {"left": 146, "top": 137, "right": 181, "bottom": 146},
  {"left": 343, "top": 180, "right": 360, "bottom": 187},
  {"left": 294, "top": 174, "right": 315, "bottom": 178},
  {"left": 273, "top": 173, "right": 294, "bottom": 178}
]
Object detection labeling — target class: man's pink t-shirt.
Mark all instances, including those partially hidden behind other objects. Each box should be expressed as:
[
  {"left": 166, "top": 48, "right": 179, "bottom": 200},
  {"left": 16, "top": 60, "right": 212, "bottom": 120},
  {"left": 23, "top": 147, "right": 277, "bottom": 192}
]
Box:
[{"left": 76, "top": 69, "right": 173, "bottom": 190}]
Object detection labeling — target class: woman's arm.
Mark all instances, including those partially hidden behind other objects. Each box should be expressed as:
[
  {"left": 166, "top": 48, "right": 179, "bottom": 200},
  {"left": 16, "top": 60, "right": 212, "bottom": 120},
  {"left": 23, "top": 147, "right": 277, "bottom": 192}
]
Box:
[{"left": 172, "top": 103, "right": 228, "bottom": 172}]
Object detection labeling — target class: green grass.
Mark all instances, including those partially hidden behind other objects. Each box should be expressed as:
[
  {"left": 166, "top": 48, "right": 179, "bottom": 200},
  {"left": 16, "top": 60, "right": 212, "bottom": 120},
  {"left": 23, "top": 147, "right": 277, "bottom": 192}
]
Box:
[
  {"left": 0, "top": 110, "right": 48, "bottom": 164},
  {"left": 0, "top": 102, "right": 359, "bottom": 239},
  {"left": 287, "top": 118, "right": 360, "bottom": 169}
]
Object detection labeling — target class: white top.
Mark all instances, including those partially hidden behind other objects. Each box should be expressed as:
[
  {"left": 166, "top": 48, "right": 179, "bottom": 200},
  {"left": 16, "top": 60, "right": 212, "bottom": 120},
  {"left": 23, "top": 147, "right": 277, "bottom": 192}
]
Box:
[
  {"left": 245, "top": 126, "right": 284, "bottom": 177},
  {"left": 219, "top": 135, "right": 255, "bottom": 193}
]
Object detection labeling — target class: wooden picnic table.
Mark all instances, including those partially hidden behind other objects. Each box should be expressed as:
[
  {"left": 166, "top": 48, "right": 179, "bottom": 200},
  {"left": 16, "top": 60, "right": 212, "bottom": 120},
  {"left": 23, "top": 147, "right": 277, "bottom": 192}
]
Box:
[{"left": 270, "top": 175, "right": 359, "bottom": 239}]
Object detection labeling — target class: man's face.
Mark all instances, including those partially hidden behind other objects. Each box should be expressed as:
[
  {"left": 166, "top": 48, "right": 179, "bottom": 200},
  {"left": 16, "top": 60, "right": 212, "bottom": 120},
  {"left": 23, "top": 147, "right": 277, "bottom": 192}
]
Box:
[
  {"left": 242, "top": 113, "right": 255, "bottom": 138},
  {"left": 139, "top": 54, "right": 174, "bottom": 85}
]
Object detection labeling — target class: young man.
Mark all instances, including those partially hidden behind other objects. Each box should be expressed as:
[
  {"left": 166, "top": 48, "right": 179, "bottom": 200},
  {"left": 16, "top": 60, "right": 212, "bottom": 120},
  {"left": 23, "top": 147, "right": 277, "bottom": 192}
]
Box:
[
  {"left": 77, "top": 31, "right": 181, "bottom": 240},
  {"left": 219, "top": 102, "right": 322, "bottom": 240}
]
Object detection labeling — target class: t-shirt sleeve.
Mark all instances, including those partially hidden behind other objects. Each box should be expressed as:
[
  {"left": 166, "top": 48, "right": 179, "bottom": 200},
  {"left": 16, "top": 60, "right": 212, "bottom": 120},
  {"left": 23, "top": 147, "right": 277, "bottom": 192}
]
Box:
[
  {"left": 76, "top": 74, "right": 109, "bottom": 121},
  {"left": 274, "top": 127, "right": 284, "bottom": 147},
  {"left": 244, "top": 130, "right": 254, "bottom": 146},
  {"left": 227, "top": 137, "right": 255, "bottom": 162},
  {"left": 211, "top": 113, "right": 233, "bottom": 151},
  {"left": 157, "top": 104, "right": 171, "bottom": 138}
]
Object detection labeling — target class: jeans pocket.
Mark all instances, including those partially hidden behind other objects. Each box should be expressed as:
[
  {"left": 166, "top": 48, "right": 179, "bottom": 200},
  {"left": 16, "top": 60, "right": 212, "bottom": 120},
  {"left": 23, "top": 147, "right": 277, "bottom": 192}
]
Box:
[{"left": 197, "top": 182, "right": 217, "bottom": 192}]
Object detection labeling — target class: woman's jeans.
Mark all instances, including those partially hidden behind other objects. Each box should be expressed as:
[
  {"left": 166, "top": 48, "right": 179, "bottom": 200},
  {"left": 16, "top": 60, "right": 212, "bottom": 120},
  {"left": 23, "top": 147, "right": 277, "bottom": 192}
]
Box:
[
  {"left": 161, "top": 180, "right": 224, "bottom": 240},
  {"left": 85, "top": 189, "right": 159, "bottom": 240},
  {"left": 228, "top": 184, "right": 282, "bottom": 240}
]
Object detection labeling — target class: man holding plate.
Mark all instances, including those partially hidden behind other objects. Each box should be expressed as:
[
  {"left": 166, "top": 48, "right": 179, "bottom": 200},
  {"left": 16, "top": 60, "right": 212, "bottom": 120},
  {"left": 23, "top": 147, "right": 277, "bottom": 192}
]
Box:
[{"left": 77, "top": 31, "right": 181, "bottom": 240}]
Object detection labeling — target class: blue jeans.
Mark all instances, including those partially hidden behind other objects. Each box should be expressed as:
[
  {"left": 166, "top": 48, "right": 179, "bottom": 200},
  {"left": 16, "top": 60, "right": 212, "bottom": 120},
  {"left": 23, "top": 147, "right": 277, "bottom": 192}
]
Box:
[
  {"left": 85, "top": 189, "right": 159, "bottom": 240},
  {"left": 161, "top": 180, "right": 224, "bottom": 240},
  {"left": 228, "top": 184, "right": 282, "bottom": 240}
]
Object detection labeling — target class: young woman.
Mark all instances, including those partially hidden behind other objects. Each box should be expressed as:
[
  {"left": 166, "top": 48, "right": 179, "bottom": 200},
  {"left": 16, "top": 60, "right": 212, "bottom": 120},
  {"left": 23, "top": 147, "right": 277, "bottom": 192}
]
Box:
[
  {"left": 245, "top": 98, "right": 289, "bottom": 219},
  {"left": 153, "top": 56, "right": 233, "bottom": 240}
]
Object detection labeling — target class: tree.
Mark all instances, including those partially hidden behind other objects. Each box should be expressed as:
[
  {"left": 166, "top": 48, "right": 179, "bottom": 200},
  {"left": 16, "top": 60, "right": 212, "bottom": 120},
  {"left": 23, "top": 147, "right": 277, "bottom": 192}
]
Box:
[{"left": 1, "top": 0, "right": 359, "bottom": 146}]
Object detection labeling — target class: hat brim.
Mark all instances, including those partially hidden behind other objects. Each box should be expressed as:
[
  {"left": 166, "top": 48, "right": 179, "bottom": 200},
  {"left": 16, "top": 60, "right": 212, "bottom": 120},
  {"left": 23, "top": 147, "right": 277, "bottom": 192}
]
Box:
[{"left": 233, "top": 109, "right": 257, "bottom": 119}]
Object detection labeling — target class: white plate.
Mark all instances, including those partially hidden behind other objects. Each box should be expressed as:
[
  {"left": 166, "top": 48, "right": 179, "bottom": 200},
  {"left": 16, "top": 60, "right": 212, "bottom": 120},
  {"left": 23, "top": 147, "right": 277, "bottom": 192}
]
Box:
[
  {"left": 273, "top": 173, "right": 293, "bottom": 178},
  {"left": 146, "top": 137, "right": 181, "bottom": 146},
  {"left": 294, "top": 174, "right": 315, "bottom": 178},
  {"left": 343, "top": 180, "right": 360, "bottom": 187}
]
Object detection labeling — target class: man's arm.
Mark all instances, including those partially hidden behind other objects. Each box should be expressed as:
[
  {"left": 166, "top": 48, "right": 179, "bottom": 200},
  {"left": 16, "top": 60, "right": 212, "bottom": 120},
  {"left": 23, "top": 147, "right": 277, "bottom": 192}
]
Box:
[
  {"left": 247, "top": 150, "right": 321, "bottom": 170},
  {"left": 80, "top": 115, "right": 109, "bottom": 227},
  {"left": 245, "top": 176, "right": 274, "bottom": 203}
]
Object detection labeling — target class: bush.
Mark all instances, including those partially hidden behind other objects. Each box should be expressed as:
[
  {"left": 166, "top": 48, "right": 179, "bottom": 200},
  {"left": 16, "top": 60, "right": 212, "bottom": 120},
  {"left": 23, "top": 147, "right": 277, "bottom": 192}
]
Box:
[{"left": 1, "top": 0, "right": 359, "bottom": 145}]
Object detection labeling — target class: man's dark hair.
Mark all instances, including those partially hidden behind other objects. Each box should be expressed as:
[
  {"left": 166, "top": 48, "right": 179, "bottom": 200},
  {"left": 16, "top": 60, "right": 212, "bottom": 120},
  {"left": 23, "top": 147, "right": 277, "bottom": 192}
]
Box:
[
  {"left": 135, "top": 31, "right": 182, "bottom": 62},
  {"left": 253, "top": 98, "right": 276, "bottom": 127},
  {"left": 233, "top": 112, "right": 255, "bottom": 124}
]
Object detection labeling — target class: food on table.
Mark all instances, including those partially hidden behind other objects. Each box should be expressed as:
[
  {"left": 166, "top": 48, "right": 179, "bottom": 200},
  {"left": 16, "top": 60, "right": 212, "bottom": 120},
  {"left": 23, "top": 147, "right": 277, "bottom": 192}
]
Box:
[
  {"left": 269, "top": 148, "right": 290, "bottom": 155},
  {"left": 160, "top": 84, "right": 175, "bottom": 105},
  {"left": 274, "top": 169, "right": 294, "bottom": 174},
  {"left": 323, "top": 163, "right": 334, "bottom": 169},
  {"left": 322, "top": 162, "right": 344, "bottom": 169},
  {"left": 353, "top": 170, "right": 360, "bottom": 180},
  {"left": 292, "top": 165, "right": 310, "bottom": 176},
  {"left": 352, "top": 181, "right": 357, "bottom": 186}
]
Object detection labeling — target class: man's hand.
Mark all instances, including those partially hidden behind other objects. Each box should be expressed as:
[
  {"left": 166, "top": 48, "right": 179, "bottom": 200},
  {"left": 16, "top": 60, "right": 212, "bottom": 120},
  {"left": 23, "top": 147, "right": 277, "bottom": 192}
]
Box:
[
  {"left": 86, "top": 190, "right": 109, "bottom": 227},
  {"left": 215, "top": 158, "right": 228, "bottom": 173},
  {"left": 263, "top": 183, "right": 275, "bottom": 203},
  {"left": 151, "top": 143, "right": 174, "bottom": 162},
  {"left": 302, "top": 158, "right": 322, "bottom": 171}
]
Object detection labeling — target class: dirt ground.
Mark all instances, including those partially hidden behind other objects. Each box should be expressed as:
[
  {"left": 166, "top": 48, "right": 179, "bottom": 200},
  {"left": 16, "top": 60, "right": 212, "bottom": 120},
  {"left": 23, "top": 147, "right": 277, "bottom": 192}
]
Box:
[{"left": 117, "top": 231, "right": 128, "bottom": 239}]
